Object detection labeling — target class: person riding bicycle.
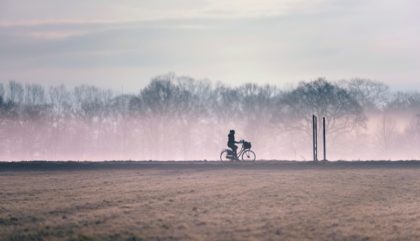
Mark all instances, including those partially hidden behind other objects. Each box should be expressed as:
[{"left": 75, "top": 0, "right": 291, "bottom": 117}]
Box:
[{"left": 227, "top": 130, "right": 240, "bottom": 158}]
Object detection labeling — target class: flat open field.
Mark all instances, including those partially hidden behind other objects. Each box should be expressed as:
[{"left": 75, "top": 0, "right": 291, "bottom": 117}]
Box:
[{"left": 2, "top": 161, "right": 420, "bottom": 241}]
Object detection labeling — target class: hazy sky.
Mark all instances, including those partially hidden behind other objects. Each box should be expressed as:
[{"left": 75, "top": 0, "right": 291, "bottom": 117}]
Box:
[{"left": 0, "top": 0, "right": 419, "bottom": 91}]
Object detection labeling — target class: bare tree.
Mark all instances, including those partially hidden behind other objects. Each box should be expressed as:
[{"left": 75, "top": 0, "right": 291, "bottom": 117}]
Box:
[
  {"left": 276, "top": 78, "right": 366, "bottom": 135},
  {"left": 0, "top": 83, "right": 4, "bottom": 104},
  {"left": 339, "top": 78, "right": 390, "bottom": 111},
  {"left": 386, "top": 91, "right": 420, "bottom": 113},
  {"left": 25, "top": 84, "right": 46, "bottom": 106},
  {"left": 375, "top": 113, "right": 397, "bottom": 158},
  {"left": 49, "top": 85, "right": 73, "bottom": 116},
  {"left": 8, "top": 81, "right": 24, "bottom": 104}
]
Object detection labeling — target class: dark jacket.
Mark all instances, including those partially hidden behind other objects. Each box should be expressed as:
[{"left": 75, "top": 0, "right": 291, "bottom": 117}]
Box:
[{"left": 228, "top": 133, "right": 235, "bottom": 146}]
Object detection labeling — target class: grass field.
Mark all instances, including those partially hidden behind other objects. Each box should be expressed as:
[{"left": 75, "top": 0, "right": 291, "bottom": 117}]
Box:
[{"left": 1, "top": 161, "right": 420, "bottom": 241}]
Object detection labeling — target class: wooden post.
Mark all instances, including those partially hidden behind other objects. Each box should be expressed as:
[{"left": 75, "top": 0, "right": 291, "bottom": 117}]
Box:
[
  {"left": 323, "top": 117, "right": 327, "bottom": 161},
  {"left": 313, "top": 115, "right": 318, "bottom": 161}
]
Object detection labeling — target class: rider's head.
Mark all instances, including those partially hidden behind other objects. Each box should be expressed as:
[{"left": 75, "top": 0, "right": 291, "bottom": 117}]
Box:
[{"left": 229, "top": 129, "right": 235, "bottom": 134}]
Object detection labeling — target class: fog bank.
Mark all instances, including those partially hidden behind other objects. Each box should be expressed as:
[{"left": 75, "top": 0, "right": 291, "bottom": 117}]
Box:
[{"left": 1, "top": 74, "right": 420, "bottom": 161}]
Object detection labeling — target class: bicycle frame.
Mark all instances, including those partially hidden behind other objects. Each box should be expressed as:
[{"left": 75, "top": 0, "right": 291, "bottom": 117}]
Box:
[
  {"left": 221, "top": 140, "right": 255, "bottom": 161},
  {"left": 229, "top": 142, "right": 247, "bottom": 159},
  {"left": 236, "top": 146, "right": 246, "bottom": 158}
]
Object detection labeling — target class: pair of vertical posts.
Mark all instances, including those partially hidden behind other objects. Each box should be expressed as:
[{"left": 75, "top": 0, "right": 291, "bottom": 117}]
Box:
[{"left": 313, "top": 115, "right": 327, "bottom": 161}]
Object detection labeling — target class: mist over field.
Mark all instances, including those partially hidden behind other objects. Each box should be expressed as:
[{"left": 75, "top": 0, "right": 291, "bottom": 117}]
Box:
[
  {"left": 3, "top": 1, "right": 420, "bottom": 241},
  {"left": 1, "top": 74, "right": 419, "bottom": 161}
]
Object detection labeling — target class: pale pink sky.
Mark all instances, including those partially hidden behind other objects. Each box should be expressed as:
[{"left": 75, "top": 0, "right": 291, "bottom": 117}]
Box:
[{"left": 0, "top": 0, "right": 419, "bottom": 91}]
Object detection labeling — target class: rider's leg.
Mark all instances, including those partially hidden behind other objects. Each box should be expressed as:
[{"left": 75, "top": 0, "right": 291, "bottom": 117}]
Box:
[
  {"left": 232, "top": 145, "right": 238, "bottom": 158},
  {"left": 228, "top": 144, "right": 238, "bottom": 158}
]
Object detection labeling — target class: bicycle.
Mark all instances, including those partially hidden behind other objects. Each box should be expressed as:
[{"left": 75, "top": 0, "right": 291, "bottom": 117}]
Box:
[{"left": 220, "top": 140, "right": 256, "bottom": 161}]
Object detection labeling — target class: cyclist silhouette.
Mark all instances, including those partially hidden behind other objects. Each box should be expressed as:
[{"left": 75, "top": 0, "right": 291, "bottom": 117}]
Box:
[
  {"left": 220, "top": 130, "right": 256, "bottom": 161},
  {"left": 227, "top": 130, "right": 240, "bottom": 158}
]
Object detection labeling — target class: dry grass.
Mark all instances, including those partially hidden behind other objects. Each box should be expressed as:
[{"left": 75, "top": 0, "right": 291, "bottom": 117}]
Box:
[{"left": 1, "top": 162, "right": 420, "bottom": 240}]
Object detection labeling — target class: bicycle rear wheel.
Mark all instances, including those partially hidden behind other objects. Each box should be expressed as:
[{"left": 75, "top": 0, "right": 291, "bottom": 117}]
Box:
[
  {"left": 220, "top": 150, "right": 233, "bottom": 161},
  {"left": 241, "top": 150, "right": 256, "bottom": 161}
]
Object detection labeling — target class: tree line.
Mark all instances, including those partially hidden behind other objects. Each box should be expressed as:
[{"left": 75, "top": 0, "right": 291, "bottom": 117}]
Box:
[{"left": 1, "top": 74, "right": 419, "bottom": 160}]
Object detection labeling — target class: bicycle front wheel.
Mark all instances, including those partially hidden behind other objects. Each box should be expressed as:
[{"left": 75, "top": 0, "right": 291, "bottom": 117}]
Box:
[
  {"left": 241, "top": 150, "right": 256, "bottom": 161},
  {"left": 220, "top": 150, "right": 232, "bottom": 161}
]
